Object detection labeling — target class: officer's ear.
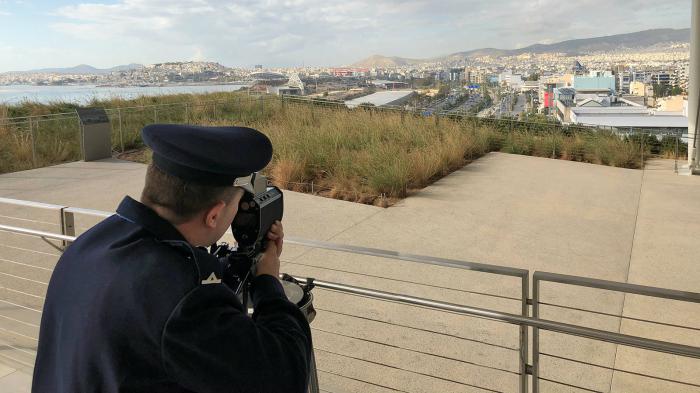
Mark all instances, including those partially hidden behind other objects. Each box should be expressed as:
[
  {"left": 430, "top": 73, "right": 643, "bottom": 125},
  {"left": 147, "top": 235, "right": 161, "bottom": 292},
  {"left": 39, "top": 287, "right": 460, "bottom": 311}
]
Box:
[{"left": 204, "top": 201, "right": 227, "bottom": 229}]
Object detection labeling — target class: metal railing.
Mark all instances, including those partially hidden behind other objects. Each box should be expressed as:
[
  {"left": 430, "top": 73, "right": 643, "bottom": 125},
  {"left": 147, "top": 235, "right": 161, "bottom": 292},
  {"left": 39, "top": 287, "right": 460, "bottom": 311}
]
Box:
[
  {"left": 532, "top": 272, "right": 700, "bottom": 393},
  {"left": 0, "top": 93, "right": 690, "bottom": 175},
  {"left": 0, "top": 197, "right": 699, "bottom": 392},
  {"left": 0, "top": 94, "right": 279, "bottom": 172},
  {"left": 284, "top": 237, "right": 530, "bottom": 392},
  {"left": 283, "top": 96, "right": 690, "bottom": 175}
]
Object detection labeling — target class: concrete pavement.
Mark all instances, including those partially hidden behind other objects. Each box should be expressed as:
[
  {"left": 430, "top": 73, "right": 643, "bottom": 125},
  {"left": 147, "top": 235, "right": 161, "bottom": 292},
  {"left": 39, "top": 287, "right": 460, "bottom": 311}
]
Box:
[{"left": 0, "top": 153, "right": 698, "bottom": 392}]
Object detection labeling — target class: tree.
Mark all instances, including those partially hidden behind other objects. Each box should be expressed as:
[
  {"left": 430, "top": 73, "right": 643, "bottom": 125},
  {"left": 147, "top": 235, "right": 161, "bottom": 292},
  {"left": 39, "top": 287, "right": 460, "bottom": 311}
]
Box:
[
  {"left": 436, "top": 85, "right": 450, "bottom": 99},
  {"left": 652, "top": 83, "right": 672, "bottom": 98},
  {"left": 413, "top": 78, "right": 434, "bottom": 88}
]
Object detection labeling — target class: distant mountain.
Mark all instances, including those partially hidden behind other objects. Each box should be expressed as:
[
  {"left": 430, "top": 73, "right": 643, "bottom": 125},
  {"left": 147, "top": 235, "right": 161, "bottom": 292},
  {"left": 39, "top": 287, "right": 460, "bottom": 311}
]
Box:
[
  {"left": 506, "top": 28, "right": 690, "bottom": 56},
  {"left": 106, "top": 64, "right": 144, "bottom": 73},
  {"left": 19, "top": 63, "right": 143, "bottom": 74},
  {"left": 352, "top": 55, "right": 424, "bottom": 68},
  {"left": 352, "top": 28, "right": 690, "bottom": 67}
]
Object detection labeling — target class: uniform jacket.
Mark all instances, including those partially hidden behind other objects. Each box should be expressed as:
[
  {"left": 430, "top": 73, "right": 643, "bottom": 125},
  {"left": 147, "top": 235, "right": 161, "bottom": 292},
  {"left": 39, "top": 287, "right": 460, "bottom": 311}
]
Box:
[{"left": 32, "top": 196, "right": 312, "bottom": 393}]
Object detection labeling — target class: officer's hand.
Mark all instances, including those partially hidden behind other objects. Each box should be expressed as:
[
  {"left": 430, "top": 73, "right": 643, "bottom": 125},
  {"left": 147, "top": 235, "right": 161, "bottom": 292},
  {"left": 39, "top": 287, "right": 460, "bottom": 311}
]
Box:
[{"left": 256, "top": 221, "right": 283, "bottom": 278}]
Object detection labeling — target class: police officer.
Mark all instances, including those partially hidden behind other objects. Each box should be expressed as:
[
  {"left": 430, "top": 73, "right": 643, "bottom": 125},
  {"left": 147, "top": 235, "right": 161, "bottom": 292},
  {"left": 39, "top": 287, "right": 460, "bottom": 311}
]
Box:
[{"left": 32, "top": 124, "right": 312, "bottom": 393}]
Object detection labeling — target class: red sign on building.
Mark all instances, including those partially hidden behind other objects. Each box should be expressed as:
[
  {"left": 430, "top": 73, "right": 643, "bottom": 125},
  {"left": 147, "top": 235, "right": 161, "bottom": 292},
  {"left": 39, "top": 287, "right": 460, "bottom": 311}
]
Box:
[{"left": 543, "top": 92, "right": 553, "bottom": 108}]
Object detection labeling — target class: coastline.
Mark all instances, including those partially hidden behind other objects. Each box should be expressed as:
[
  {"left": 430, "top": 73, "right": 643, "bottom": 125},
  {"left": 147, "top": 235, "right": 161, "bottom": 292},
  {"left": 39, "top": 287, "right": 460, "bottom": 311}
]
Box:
[{"left": 0, "top": 83, "right": 251, "bottom": 105}]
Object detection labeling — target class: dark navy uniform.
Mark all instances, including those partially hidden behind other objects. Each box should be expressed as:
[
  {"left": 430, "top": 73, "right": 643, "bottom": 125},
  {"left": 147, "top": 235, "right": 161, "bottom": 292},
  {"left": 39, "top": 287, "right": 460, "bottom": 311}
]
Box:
[{"left": 32, "top": 125, "right": 312, "bottom": 393}]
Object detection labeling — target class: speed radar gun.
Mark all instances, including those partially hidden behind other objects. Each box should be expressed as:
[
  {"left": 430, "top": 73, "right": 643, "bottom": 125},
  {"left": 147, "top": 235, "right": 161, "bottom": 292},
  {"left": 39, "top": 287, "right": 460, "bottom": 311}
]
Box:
[
  {"left": 209, "top": 172, "right": 319, "bottom": 392},
  {"left": 209, "top": 172, "right": 316, "bottom": 322}
]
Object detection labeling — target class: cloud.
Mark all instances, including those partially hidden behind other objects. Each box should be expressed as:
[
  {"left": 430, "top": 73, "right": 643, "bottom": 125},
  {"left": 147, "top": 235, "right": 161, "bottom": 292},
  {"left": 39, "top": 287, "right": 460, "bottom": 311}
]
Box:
[
  {"left": 0, "top": 0, "right": 10, "bottom": 15},
  {"left": 45, "top": 0, "right": 692, "bottom": 67},
  {"left": 49, "top": 0, "right": 403, "bottom": 65},
  {"left": 52, "top": 1, "right": 383, "bottom": 43}
]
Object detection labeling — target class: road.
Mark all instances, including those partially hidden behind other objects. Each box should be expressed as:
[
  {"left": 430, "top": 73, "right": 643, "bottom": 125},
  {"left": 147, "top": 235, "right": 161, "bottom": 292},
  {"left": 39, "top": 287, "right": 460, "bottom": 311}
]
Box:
[
  {"left": 479, "top": 92, "right": 527, "bottom": 118},
  {"left": 503, "top": 93, "right": 526, "bottom": 117},
  {"left": 448, "top": 93, "right": 481, "bottom": 115}
]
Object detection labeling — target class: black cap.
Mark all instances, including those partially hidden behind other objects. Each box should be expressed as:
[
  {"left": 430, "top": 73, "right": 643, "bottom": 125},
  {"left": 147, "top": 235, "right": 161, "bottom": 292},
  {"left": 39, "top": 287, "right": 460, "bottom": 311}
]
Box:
[{"left": 141, "top": 124, "right": 272, "bottom": 186}]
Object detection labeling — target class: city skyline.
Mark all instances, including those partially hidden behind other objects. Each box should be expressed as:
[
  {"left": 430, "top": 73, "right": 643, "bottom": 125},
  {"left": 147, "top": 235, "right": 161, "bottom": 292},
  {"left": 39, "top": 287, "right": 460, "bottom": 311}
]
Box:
[{"left": 0, "top": 0, "right": 692, "bottom": 72}]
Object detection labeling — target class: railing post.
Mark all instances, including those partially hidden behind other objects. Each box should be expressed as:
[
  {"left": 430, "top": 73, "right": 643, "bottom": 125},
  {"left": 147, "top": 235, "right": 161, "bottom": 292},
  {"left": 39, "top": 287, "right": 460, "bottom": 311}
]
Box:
[
  {"left": 62, "top": 210, "right": 75, "bottom": 248},
  {"left": 532, "top": 276, "right": 541, "bottom": 393},
  {"left": 118, "top": 108, "right": 124, "bottom": 153},
  {"left": 520, "top": 274, "right": 529, "bottom": 393},
  {"left": 307, "top": 351, "right": 320, "bottom": 393},
  {"left": 29, "top": 118, "right": 37, "bottom": 168},
  {"left": 675, "top": 132, "right": 679, "bottom": 173},
  {"left": 640, "top": 130, "right": 644, "bottom": 169},
  {"left": 551, "top": 123, "right": 557, "bottom": 159},
  {"left": 78, "top": 114, "right": 85, "bottom": 161}
]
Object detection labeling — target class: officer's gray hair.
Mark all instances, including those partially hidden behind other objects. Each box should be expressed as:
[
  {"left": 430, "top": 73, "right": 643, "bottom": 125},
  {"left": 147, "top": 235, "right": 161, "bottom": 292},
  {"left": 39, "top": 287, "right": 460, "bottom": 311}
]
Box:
[{"left": 141, "top": 164, "right": 241, "bottom": 224}]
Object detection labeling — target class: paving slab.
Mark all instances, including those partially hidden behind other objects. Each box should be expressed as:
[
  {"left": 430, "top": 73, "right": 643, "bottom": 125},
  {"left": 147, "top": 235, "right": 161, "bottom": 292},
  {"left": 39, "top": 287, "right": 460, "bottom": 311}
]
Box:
[
  {"left": 0, "top": 361, "right": 16, "bottom": 378},
  {"left": 295, "top": 153, "right": 643, "bottom": 392},
  {"left": 0, "top": 370, "right": 33, "bottom": 393},
  {"left": 610, "top": 159, "right": 700, "bottom": 393}
]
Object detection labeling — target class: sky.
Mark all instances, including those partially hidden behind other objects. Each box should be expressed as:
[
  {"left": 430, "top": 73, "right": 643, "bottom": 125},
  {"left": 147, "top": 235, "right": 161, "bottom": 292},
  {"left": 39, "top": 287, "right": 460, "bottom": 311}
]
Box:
[{"left": 0, "top": 0, "right": 692, "bottom": 72}]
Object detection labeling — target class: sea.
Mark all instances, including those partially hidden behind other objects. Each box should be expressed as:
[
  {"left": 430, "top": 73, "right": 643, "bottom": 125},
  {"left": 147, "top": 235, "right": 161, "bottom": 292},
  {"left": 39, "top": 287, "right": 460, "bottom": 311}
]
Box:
[{"left": 0, "top": 84, "right": 249, "bottom": 105}]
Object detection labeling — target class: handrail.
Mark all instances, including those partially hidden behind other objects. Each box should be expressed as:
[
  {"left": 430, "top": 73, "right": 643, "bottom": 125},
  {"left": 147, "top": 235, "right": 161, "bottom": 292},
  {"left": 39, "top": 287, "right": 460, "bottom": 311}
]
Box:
[
  {"left": 0, "top": 93, "right": 688, "bottom": 139},
  {"left": 284, "top": 95, "right": 691, "bottom": 133},
  {"left": 1, "top": 200, "right": 528, "bottom": 280},
  {"left": 0, "top": 223, "right": 76, "bottom": 242},
  {"left": 0, "top": 111, "right": 78, "bottom": 122},
  {"left": 0, "top": 95, "right": 279, "bottom": 124},
  {"left": 0, "top": 218, "right": 698, "bottom": 362},
  {"left": 0, "top": 197, "right": 64, "bottom": 211},
  {"left": 531, "top": 268, "right": 700, "bottom": 393},
  {"left": 63, "top": 207, "right": 112, "bottom": 219},
  {"left": 286, "top": 236, "right": 528, "bottom": 278},
  {"left": 2, "top": 197, "right": 699, "bottom": 393},
  {"left": 1, "top": 197, "right": 531, "bottom": 392},
  {"left": 0, "top": 198, "right": 527, "bottom": 280},
  {"left": 301, "top": 278, "right": 700, "bottom": 360},
  {"left": 533, "top": 271, "right": 700, "bottom": 303}
]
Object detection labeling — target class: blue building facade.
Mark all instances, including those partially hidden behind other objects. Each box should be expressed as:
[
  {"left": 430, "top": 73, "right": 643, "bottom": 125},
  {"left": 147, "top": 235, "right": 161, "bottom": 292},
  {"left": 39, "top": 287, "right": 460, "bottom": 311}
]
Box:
[{"left": 573, "top": 76, "right": 616, "bottom": 92}]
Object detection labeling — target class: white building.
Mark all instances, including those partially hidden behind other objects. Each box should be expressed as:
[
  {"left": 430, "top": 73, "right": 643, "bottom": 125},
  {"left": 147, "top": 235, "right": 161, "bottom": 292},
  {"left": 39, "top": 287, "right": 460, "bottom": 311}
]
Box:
[
  {"left": 344, "top": 90, "right": 414, "bottom": 108},
  {"left": 499, "top": 70, "right": 523, "bottom": 89},
  {"left": 569, "top": 106, "right": 688, "bottom": 130}
]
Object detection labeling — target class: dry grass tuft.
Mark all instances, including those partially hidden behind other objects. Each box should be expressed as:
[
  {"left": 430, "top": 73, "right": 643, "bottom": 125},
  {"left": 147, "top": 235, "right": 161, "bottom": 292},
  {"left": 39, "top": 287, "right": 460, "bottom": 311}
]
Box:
[{"left": 0, "top": 92, "right": 663, "bottom": 205}]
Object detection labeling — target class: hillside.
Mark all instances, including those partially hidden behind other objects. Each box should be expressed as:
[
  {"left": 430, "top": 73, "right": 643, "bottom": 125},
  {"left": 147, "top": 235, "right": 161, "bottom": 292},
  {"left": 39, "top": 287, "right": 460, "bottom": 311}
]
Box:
[
  {"left": 353, "top": 28, "right": 690, "bottom": 67},
  {"left": 352, "top": 55, "right": 424, "bottom": 68},
  {"left": 509, "top": 28, "right": 690, "bottom": 55},
  {"left": 14, "top": 64, "right": 143, "bottom": 75}
]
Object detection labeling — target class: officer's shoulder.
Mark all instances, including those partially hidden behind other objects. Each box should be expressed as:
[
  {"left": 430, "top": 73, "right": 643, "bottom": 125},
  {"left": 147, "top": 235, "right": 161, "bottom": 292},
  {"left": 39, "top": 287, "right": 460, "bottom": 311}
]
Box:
[{"left": 70, "top": 216, "right": 201, "bottom": 282}]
